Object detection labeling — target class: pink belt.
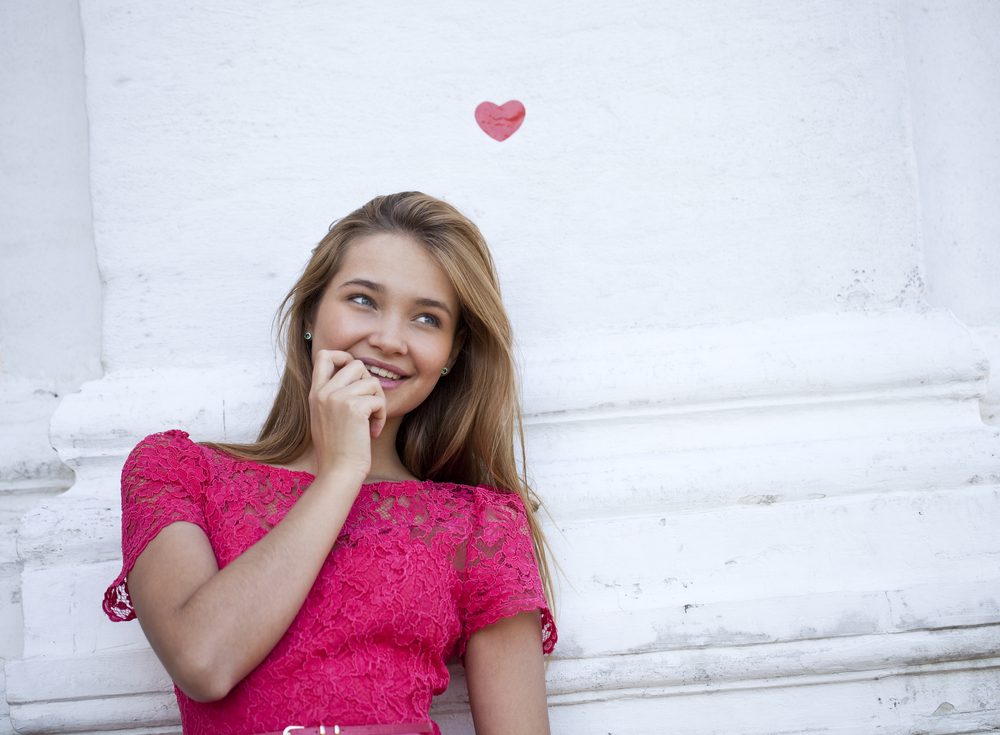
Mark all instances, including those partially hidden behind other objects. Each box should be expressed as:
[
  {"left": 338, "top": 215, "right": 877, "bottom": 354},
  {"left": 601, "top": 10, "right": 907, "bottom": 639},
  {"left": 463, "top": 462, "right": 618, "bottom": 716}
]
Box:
[{"left": 257, "top": 724, "right": 434, "bottom": 735}]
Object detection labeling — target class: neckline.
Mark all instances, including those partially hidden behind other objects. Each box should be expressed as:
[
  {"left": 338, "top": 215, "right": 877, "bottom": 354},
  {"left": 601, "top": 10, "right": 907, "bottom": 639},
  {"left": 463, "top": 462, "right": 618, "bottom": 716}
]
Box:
[
  {"left": 224, "top": 452, "right": 426, "bottom": 487},
  {"left": 183, "top": 431, "right": 428, "bottom": 486}
]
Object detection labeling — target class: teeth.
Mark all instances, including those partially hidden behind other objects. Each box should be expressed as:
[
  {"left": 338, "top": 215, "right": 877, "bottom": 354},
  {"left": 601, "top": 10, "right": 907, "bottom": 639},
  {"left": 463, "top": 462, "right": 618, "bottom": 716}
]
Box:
[{"left": 366, "top": 365, "right": 401, "bottom": 380}]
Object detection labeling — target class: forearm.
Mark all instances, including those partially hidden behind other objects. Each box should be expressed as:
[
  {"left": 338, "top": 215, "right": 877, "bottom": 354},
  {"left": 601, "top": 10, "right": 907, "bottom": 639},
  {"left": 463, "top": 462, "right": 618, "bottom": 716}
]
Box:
[{"left": 176, "top": 468, "right": 362, "bottom": 698}]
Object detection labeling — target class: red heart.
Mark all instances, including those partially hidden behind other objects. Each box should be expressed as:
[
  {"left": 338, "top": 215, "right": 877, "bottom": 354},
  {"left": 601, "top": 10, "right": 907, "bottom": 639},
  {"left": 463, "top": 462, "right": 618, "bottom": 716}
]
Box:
[{"left": 475, "top": 100, "right": 525, "bottom": 141}]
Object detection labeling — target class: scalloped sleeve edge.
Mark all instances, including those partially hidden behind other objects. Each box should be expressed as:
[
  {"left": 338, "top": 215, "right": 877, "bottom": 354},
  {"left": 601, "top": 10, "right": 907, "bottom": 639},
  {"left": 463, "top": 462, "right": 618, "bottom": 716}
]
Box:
[{"left": 101, "top": 515, "right": 211, "bottom": 622}]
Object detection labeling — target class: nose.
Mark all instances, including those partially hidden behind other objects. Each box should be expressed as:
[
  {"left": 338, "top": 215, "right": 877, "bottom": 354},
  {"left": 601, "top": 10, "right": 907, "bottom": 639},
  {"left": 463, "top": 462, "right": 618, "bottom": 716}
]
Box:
[{"left": 367, "top": 314, "right": 408, "bottom": 355}]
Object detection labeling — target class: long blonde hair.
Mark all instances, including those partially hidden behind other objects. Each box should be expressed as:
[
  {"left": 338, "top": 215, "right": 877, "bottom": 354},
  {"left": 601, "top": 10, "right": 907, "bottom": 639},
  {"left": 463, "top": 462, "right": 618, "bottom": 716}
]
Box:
[{"left": 204, "top": 191, "right": 560, "bottom": 659}]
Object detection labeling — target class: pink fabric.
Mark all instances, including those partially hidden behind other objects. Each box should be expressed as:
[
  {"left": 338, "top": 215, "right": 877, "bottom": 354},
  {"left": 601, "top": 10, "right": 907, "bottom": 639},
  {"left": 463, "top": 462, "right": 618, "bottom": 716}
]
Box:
[{"left": 103, "top": 430, "right": 556, "bottom": 735}]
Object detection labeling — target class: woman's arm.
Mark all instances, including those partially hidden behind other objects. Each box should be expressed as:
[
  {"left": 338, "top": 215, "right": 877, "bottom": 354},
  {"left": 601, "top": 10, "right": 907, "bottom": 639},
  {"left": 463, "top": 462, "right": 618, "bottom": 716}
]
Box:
[
  {"left": 464, "top": 610, "right": 552, "bottom": 735},
  {"left": 129, "top": 350, "right": 384, "bottom": 701},
  {"left": 127, "top": 466, "right": 364, "bottom": 702}
]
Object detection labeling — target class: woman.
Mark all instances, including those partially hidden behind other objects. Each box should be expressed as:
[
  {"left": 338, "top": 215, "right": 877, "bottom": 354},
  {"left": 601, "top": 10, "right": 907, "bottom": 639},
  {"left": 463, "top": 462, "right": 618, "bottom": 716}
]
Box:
[{"left": 102, "top": 192, "right": 559, "bottom": 735}]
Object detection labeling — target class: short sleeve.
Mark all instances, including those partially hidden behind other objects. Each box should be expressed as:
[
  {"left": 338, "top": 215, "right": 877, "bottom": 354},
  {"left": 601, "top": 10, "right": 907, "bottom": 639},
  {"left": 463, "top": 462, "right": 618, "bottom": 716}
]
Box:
[
  {"left": 455, "top": 486, "right": 557, "bottom": 662},
  {"left": 102, "top": 430, "right": 211, "bottom": 622}
]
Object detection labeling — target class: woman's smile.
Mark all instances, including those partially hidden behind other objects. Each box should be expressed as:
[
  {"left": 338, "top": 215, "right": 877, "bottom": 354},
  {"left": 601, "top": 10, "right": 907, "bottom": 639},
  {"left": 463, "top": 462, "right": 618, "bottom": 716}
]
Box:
[{"left": 359, "top": 357, "right": 409, "bottom": 387}]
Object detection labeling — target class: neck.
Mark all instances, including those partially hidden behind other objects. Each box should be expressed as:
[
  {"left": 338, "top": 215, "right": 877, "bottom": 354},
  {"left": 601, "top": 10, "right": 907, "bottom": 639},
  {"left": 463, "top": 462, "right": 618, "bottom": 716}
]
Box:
[
  {"left": 367, "top": 415, "right": 417, "bottom": 481},
  {"left": 294, "top": 415, "right": 417, "bottom": 483}
]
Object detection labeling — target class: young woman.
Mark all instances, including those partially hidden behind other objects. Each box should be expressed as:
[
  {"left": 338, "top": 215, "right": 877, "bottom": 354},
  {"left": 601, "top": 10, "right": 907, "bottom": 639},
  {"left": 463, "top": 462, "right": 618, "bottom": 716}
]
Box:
[{"left": 102, "top": 192, "right": 559, "bottom": 735}]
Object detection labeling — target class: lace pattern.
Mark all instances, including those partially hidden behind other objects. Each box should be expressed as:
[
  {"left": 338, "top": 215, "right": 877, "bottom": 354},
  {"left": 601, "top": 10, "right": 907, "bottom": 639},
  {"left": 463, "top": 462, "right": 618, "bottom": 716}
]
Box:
[{"left": 103, "top": 430, "right": 557, "bottom": 735}]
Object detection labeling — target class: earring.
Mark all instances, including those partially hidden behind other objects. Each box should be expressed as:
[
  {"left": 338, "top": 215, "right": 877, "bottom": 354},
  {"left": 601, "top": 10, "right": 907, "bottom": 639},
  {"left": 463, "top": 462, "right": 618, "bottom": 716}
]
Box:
[
  {"left": 304, "top": 331, "right": 312, "bottom": 341},
  {"left": 441, "top": 366, "right": 449, "bottom": 376}
]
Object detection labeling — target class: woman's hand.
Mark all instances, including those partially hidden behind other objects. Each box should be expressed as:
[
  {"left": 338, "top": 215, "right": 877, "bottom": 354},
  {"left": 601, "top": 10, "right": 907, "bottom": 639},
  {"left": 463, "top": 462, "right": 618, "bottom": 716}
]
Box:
[{"left": 308, "top": 349, "right": 387, "bottom": 481}]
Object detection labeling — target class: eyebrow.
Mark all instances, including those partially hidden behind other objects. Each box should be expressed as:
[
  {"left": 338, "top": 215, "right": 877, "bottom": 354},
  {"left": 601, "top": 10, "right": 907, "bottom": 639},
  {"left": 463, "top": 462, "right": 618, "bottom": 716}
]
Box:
[{"left": 338, "top": 278, "right": 454, "bottom": 318}]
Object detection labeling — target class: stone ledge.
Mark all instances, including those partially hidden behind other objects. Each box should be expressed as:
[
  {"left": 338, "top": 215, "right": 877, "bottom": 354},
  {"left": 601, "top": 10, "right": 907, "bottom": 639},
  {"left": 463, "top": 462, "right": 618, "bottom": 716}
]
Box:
[
  {"left": 0, "top": 377, "right": 72, "bottom": 489},
  {"left": 7, "top": 624, "right": 1000, "bottom": 732}
]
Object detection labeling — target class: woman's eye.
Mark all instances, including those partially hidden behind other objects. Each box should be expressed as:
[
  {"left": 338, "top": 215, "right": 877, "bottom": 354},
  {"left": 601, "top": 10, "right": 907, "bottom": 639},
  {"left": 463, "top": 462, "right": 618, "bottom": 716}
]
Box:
[
  {"left": 349, "top": 294, "right": 375, "bottom": 307},
  {"left": 416, "top": 314, "right": 441, "bottom": 327}
]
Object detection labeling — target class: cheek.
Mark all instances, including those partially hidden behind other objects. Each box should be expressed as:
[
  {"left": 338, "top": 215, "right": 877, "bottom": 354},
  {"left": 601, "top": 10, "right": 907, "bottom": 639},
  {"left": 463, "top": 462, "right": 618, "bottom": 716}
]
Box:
[
  {"left": 410, "top": 343, "right": 449, "bottom": 374},
  {"left": 321, "top": 307, "right": 363, "bottom": 343},
  {"left": 418, "top": 335, "right": 454, "bottom": 369}
]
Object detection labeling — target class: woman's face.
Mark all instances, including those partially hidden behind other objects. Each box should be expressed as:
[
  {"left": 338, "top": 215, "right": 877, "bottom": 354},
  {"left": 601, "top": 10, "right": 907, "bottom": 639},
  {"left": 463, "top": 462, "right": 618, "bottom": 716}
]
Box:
[{"left": 307, "top": 232, "right": 461, "bottom": 419}]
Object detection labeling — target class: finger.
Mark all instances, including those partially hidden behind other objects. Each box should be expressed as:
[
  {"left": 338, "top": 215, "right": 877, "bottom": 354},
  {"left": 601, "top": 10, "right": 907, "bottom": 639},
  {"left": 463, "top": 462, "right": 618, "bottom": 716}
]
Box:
[
  {"left": 344, "top": 395, "right": 387, "bottom": 438},
  {"left": 367, "top": 373, "right": 387, "bottom": 438},
  {"left": 369, "top": 389, "right": 387, "bottom": 439},
  {"left": 310, "top": 350, "right": 354, "bottom": 394},
  {"left": 323, "top": 373, "right": 381, "bottom": 398},
  {"left": 310, "top": 350, "right": 334, "bottom": 393},
  {"left": 320, "top": 359, "right": 373, "bottom": 394}
]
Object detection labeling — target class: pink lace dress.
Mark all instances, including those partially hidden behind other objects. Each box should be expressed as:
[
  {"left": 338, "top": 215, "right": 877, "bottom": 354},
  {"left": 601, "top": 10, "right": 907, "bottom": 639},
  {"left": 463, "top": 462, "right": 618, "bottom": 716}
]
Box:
[{"left": 102, "top": 430, "right": 557, "bottom": 735}]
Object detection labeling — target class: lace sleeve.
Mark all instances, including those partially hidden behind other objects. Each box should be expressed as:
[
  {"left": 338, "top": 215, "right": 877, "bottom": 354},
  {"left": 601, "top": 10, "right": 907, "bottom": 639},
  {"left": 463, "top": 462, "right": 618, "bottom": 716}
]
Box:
[
  {"left": 455, "top": 486, "right": 557, "bottom": 662},
  {"left": 102, "top": 430, "right": 210, "bottom": 622}
]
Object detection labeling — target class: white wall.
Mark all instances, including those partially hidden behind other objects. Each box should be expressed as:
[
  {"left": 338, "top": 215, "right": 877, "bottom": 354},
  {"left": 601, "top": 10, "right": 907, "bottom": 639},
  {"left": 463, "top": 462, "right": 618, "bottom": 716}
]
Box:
[
  {"left": 0, "top": 0, "right": 101, "bottom": 732},
  {"left": 0, "top": 0, "right": 101, "bottom": 386},
  {"left": 3, "top": 1, "right": 1000, "bottom": 733},
  {"left": 902, "top": 0, "right": 1000, "bottom": 427}
]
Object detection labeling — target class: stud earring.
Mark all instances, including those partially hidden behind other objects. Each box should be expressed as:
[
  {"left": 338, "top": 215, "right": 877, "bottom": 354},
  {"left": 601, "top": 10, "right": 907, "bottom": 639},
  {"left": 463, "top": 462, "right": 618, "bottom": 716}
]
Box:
[
  {"left": 441, "top": 367, "right": 449, "bottom": 376},
  {"left": 304, "top": 331, "right": 312, "bottom": 341}
]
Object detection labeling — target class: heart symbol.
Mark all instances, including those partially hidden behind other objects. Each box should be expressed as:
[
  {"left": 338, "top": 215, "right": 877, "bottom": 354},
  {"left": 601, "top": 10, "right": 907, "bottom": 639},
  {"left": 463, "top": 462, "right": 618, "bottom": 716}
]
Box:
[{"left": 475, "top": 100, "right": 525, "bottom": 141}]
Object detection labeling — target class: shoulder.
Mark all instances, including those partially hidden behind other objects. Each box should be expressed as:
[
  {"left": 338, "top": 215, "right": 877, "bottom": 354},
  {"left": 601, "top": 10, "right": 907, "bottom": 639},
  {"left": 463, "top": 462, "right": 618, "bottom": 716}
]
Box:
[
  {"left": 126, "top": 429, "right": 201, "bottom": 463},
  {"left": 128, "top": 428, "right": 195, "bottom": 454},
  {"left": 122, "top": 429, "right": 211, "bottom": 487},
  {"left": 429, "top": 482, "right": 531, "bottom": 534},
  {"left": 428, "top": 481, "right": 526, "bottom": 508}
]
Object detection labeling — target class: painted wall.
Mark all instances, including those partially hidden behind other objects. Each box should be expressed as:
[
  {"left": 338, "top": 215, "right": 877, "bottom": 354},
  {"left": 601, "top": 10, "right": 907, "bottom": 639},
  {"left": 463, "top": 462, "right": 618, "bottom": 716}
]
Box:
[
  {"left": 3, "top": 0, "right": 999, "bottom": 733},
  {"left": 0, "top": 0, "right": 101, "bottom": 732},
  {"left": 902, "top": 0, "right": 1000, "bottom": 427}
]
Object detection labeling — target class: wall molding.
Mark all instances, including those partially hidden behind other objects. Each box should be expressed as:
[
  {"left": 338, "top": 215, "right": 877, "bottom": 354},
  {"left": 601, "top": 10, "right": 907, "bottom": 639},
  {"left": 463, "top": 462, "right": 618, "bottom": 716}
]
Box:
[{"left": 7, "top": 624, "right": 999, "bottom": 733}]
